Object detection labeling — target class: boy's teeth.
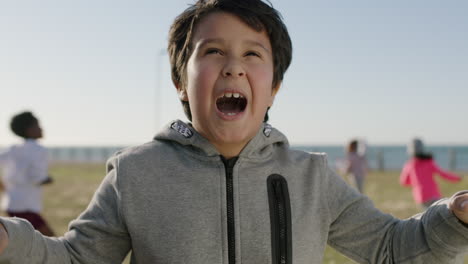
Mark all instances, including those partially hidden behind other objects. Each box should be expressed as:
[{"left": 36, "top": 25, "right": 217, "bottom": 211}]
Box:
[{"left": 221, "top": 92, "right": 243, "bottom": 98}]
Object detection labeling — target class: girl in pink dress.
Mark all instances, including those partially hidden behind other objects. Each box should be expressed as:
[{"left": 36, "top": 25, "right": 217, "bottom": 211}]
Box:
[{"left": 400, "top": 138, "right": 461, "bottom": 209}]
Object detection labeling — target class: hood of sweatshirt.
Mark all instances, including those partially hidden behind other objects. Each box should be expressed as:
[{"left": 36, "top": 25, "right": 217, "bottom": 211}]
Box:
[{"left": 154, "top": 119, "right": 289, "bottom": 160}]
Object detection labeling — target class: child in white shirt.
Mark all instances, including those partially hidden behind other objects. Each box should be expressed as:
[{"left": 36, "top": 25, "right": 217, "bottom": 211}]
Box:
[{"left": 0, "top": 111, "right": 54, "bottom": 236}]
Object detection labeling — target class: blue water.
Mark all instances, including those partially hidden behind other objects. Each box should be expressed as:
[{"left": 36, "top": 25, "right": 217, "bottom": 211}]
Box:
[
  {"left": 46, "top": 146, "right": 125, "bottom": 163},
  {"left": 294, "top": 145, "right": 468, "bottom": 171},
  {"left": 2, "top": 145, "right": 468, "bottom": 171}
]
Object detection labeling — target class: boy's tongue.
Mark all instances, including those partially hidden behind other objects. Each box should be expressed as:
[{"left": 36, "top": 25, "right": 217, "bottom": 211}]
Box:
[{"left": 216, "top": 97, "right": 247, "bottom": 115}]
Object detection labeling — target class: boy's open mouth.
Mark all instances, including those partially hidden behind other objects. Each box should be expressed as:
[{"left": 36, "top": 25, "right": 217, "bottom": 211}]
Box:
[{"left": 216, "top": 92, "right": 247, "bottom": 116}]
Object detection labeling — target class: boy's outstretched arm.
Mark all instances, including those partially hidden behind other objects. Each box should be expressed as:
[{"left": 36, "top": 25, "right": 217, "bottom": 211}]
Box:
[
  {"left": 449, "top": 191, "right": 468, "bottom": 225},
  {"left": 0, "top": 155, "right": 131, "bottom": 263},
  {"left": 325, "top": 162, "right": 468, "bottom": 263}
]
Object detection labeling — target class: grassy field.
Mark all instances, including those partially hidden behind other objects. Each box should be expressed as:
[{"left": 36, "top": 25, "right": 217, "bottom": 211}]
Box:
[{"left": 5, "top": 163, "right": 468, "bottom": 263}]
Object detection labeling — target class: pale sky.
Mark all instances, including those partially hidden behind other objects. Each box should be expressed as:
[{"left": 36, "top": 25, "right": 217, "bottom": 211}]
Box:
[{"left": 1, "top": 0, "right": 467, "bottom": 147}]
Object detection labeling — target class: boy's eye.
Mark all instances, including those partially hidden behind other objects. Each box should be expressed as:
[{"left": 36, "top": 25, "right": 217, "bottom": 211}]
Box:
[
  {"left": 245, "top": 51, "right": 260, "bottom": 57},
  {"left": 206, "top": 49, "right": 222, "bottom": 55}
]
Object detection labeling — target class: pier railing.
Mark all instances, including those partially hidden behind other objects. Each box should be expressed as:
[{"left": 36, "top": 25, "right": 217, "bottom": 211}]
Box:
[{"left": 1, "top": 146, "right": 465, "bottom": 171}]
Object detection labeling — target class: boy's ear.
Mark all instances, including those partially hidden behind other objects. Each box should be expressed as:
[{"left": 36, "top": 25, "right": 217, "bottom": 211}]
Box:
[
  {"left": 272, "top": 82, "right": 281, "bottom": 96},
  {"left": 176, "top": 83, "right": 188, "bottom": 101},
  {"left": 268, "top": 82, "right": 281, "bottom": 107}
]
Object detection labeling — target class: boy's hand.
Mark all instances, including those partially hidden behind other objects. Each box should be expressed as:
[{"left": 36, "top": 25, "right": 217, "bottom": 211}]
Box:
[{"left": 449, "top": 191, "right": 468, "bottom": 225}]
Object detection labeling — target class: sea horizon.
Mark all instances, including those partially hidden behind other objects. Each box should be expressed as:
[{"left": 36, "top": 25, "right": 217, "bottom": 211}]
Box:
[{"left": 1, "top": 144, "right": 468, "bottom": 171}]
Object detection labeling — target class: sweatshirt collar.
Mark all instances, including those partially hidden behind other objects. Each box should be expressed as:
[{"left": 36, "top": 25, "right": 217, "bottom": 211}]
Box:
[{"left": 153, "top": 120, "right": 288, "bottom": 160}]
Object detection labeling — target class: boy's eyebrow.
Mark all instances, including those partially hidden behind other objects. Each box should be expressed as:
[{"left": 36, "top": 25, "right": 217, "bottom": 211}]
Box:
[
  {"left": 245, "top": 39, "right": 271, "bottom": 53},
  {"left": 196, "top": 38, "right": 271, "bottom": 53}
]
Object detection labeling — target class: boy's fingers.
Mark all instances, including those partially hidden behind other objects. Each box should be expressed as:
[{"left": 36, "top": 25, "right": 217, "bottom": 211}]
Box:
[{"left": 449, "top": 191, "right": 468, "bottom": 224}]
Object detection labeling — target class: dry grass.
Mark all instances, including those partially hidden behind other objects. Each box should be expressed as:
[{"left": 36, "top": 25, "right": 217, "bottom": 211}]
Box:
[{"left": 4, "top": 163, "right": 468, "bottom": 263}]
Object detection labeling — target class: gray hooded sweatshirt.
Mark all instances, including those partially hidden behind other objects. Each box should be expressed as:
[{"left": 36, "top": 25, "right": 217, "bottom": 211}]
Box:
[{"left": 0, "top": 120, "right": 467, "bottom": 264}]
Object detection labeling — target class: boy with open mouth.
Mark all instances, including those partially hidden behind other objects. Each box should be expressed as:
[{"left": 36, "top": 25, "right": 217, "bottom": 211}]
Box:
[{"left": 0, "top": 0, "right": 467, "bottom": 263}]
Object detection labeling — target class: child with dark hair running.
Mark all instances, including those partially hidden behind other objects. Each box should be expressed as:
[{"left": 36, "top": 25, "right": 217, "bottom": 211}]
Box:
[
  {"left": 0, "top": 111, "right": 54, "bottom": 236},
  {"left": 400, "top": 138, "right": 461, "bottom": 209},
  {"left": 0, "top": 1, "right": 467, "bottom": 263}
]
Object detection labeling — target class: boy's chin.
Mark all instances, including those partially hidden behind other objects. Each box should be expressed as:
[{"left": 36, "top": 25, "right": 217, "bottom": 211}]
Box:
[{"left": 216, "top": 129, "right": 256, "bottom": 145}]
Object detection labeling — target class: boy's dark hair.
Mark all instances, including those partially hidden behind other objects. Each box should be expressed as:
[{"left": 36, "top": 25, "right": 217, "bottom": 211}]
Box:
[
  {"left": 10, "top": 111, "right": 38, "bottom": 138},
  {"left": 168, "top": 0, "right": 292, "bottom": 122}
]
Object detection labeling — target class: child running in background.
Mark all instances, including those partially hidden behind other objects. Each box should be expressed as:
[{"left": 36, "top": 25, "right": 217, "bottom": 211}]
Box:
[
  {"left": 0, "top": 111, "right": 54, "bottom": 236},
  {"left": 343, "top": 139, "right": 368, "bottom": 193},
  {"left": 400, "top": 138, "right": 461, "bottom": 209}
]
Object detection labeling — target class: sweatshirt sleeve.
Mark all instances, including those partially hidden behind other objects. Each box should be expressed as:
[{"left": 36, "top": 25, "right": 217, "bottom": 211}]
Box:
[
  {"left": 324, "top": 159, "right": 468, "bottom": 263},
  {"left": 0, "top": 155, "right": 131, "bottom": 263},
  {"left": 0, "top": 218, "right": 71, "bottom": 263},
  {"left": 431, "top": 160, "right": 461, "bottom": 182},
  {"left": 62, "top": 155, "right": 131, "bottom": 263}
]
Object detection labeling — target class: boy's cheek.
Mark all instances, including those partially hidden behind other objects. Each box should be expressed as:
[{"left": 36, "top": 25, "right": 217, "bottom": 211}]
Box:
[
  {"left": 188, "top": 61, "right": 217, "bottom": 82},
  {"left": 247, "top": 65, "right": 274, "bottom": 83}
]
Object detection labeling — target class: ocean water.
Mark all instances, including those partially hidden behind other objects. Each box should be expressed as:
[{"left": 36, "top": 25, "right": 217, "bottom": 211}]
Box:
[
  {"left": 294, "top": 145, "right": 468, "bottom": 171},
  {"left": 2, "top": 145, "right": 468, "bottom": 171},
  {"left": 46, "top": 146, "right": 126, "bottom": 163}
]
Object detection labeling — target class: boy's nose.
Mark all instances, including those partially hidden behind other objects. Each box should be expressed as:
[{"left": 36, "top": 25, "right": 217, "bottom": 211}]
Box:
[{"left": 222, "top": 60, "right": 245, "bottom": 78}]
